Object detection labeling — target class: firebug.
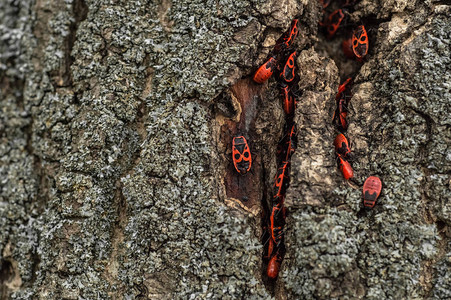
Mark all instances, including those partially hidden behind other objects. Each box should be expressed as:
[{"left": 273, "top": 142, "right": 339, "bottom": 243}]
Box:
[
  {"left": 325, "top": 9, "right": 346, "bottom": 38},
  {"left": 262, "top": 225, "right": 274, "bottom": 259},
  {"left": 363, "top": 176, "right": 382, "bottom": 208},
  {"left": 274, "top": 19, "right": 299, "bottom": 52},
  {"left": 280, "top": 51, "right": 297, "bottom": 83},
  {"left": 253, "top": 56, "right": 278, "bottom": 84},
  {"left": 277, "top": 124, "right": 298, "bottom": 165},
  {"left": 273, "top": 161, "right": 290, "bottom": 198},
  {"left": 232, "top": 136, "right": 252, "bottom": 175},
  {"left": 332, "top": 98, "right": 348, "bottom": 131},
  {"left": 270, "top": 204, "right": 286, "bottom": 247},
  {"left": 280, "top": 83, "right": 296, "bottom": 116},
  {"left": 285, "top": 123, "right": 298, "bottom": 162},
  {"left": 266, "top": 237, "right": 275, "bottom": 259},
  {"left": 270, "top": 202, "right": 286, "bottom": 226},
  {"left": 337, "top": 154, "right": 353, "bottom": 180},
  {"left": 267, "top": 252, "right": 283, "bottom": 279},
  {"left": 334, "top": 133, "right": 351, "bottom": 157},
  {"left": 352, "top": 25, "right": 369, "bottom": 59},
  {"left": 267, "top": 254, "right": 280, "bottom": 278},
  {"left": 336, "top": 77, "right": 353, "bottom": 100}
]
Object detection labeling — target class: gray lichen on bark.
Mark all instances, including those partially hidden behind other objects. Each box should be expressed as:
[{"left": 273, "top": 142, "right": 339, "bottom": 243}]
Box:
[
  {"left": 285, "top": 3, "right": 451, "bottom": 299},
  {"left": 0, "top": 0, "right": 450, "bottom": 299}
]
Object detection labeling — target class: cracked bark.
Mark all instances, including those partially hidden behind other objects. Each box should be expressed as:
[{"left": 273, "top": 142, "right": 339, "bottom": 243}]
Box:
[{"left": 0, "top": 0, "right": 450, "bottom": 299}]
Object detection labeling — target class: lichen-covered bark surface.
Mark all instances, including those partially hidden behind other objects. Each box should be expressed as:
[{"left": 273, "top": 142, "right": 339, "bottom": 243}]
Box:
[
  {"left": 284, "top": 2, "right": 451, "bottom": 299},
  {"left": 0, "top": 0, "right": 449, "bottom": 299}
]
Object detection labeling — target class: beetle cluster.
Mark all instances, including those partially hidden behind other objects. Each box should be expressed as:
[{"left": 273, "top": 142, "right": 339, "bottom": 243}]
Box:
[
  {"left": 251, "top": 19, "right": 301, "bottom": 280},
  {"left": 333, "top": 77, "right": 354, "bottom": 180},
  {"left": 232, "top": 20, "right": 299, "bottom": 176},
  {"left": 229, "top": 19, "right": 300, "bottom": 279},
  {"left": 319, "top": 0, "right": 369, "bottom": 61},
  {"left": 231, "top": 3, "right": 381, "bottom": 282},
  {"left": 321, "top": 1, "right": 382, "bottom": 207},
  {"left": 253, "top": 19, "right": 299, "bottom": 85},
  {"left": 331, "top": 78, "right": 382, "bottom": 207}
]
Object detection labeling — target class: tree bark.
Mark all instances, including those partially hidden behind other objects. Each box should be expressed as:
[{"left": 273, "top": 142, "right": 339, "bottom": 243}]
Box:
[{"left": 0, "top": 0, "right": 450, "bottom": 299}]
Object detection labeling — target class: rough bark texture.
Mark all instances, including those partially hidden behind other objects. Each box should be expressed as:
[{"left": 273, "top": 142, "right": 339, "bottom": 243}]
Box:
[{"left": 0, "top": 0, "right": 450, "bottom": 299}]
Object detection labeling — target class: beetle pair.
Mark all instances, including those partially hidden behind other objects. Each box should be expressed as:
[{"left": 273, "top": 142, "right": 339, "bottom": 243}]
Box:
[
  {"left": 266, "top": 201, "right": 286, "bottom": 257},
  {"left": 334, "top": 134, "right": 382, "bottom": 205},
  {"left": 265, "top": 201, "right": 286, "bottom": 279},
  {"left": 334, "top": 133, "right": 353, "bottom": 180},
  {"left": 253, "top": 50, "right": 298, "bottom": 84},
  {"left": 320, "top": 8, "right": 369, "bottom": 59},
  {"left": 253, "top": 20, "right": 299, "bottom": 84},
  {"left": 332, "top": 78, "right": 353, "bottom": 179}
]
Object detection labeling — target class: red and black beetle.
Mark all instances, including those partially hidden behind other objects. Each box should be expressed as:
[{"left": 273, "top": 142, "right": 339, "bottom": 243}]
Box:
[
  {"left": 363, "top": 176, "right": 382, "bottom": 208},
  {"left": 267, "top": 254, "right": 280, "bottom": 279},
  {"left": 352, "top": 25, "right": 369, "bottom": 59},
  {"left": 332, "top": 77, "right": 352, "bottom": 131},
  {"left": 267, "top": 250, "right": 284, "bottom": 279},
  {"left": 284, "top": 123, "right": 298, "bottom": 162},
  {"left": 253, "top": 56, "right": 278, "bottom": 84},
  {"left": 273, "top": 161, "right": 291, "bottom": 198},
  {"left": 277, "top": 123, "right": 298, "bottom": 164},
  {"left": 334, "top": 133, "right": 351, "bottom": 157},
  {"left": 325, "top": 9, "right": 346, "bottom": 38},
  {"left": 337, "top": 154, "right": 353, "bottom": 180},
  {"left": 280, "top": 51, "right": 297, "bottom": 83},
  {"left": 274, "top": 19, "right": 299, "bottom": 52},
  {"left": 232, "top": 136, "right": 252, "bottom": 175},
  {"left": 280, "top": 83, "right": 296, "bottom": 116},
  {"left": 332, "top": 97, "right": 349, "bottom": 131},
  {"left": 270, "top": 204, "right": 286, "bottom": 247},
  {"left": 336, "top": 77, "right": 353, "bottom": 100}
]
